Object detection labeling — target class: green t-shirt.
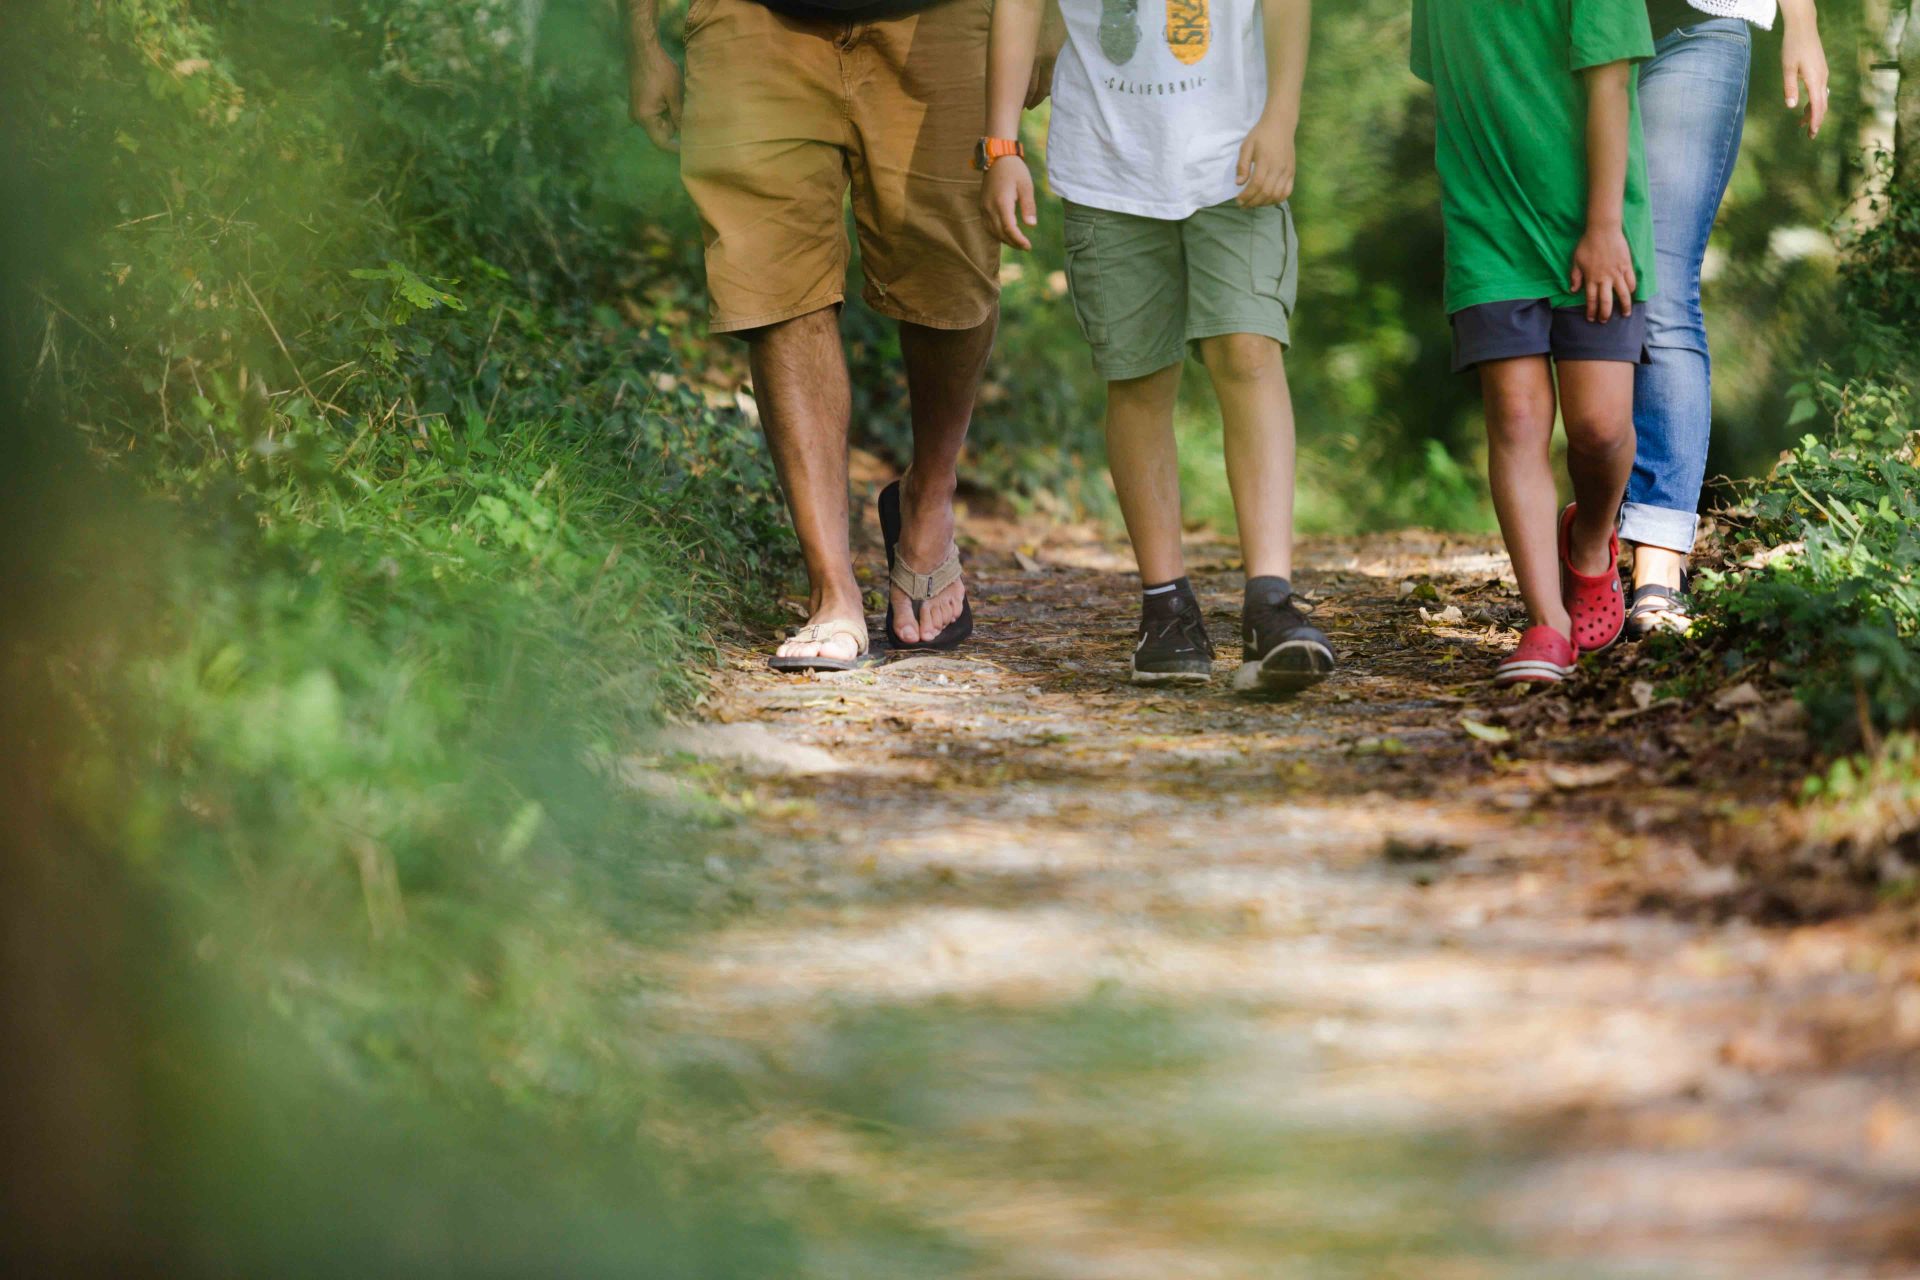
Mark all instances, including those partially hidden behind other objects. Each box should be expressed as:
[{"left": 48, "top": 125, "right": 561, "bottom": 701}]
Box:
[{"left": 1411, "top": 0, "right": 1658, "bottom": 314}]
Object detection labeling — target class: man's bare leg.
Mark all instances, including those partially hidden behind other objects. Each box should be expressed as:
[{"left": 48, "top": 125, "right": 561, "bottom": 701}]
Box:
[
  {"left": 749, "top": 307, "right": 865, "bottom": 662},
  {"left": 890, "top": 314, "right": 997, "bottom": 643}
]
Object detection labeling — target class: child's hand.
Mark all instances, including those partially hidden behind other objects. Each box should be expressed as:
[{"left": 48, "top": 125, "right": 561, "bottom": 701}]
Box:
[
  {"left": 1569, "top": 226, "right": 1636, "bottom": 323},
  {"left": 1236, "top": 115, "right": 1297, "bottom": 208},
  {"left": 1234, "top": 113, "right": 1296, "bottom": 208},
  {"left": 982, "top": 156, "right": 1038, "bottom": 251}
]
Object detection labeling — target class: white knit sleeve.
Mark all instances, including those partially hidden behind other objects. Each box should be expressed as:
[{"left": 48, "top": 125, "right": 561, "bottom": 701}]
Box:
[{"left": 1682, "top": 0, "right": 1778, "bottom": 29}]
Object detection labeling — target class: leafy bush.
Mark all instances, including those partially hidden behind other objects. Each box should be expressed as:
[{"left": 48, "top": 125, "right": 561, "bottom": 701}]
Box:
[
  {"left": 1700, "top": 373, "right": 1919, "bottom": 736},
  {"left": 1693, "top": 172, "right": 1920, "bottom": 747},
  {"left": 5, "top": 0, "right": 823, "bottom": 1269}
]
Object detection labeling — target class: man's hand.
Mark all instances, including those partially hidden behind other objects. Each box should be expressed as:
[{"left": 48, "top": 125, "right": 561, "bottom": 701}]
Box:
[
  {"left": 1780, "top": 4, "right": 1829, "bottom": 140},
  {"left": 981, "top": 156, "right": 1038, "bottom": 251},
  {"left": 629, "top": 41, "right": 684, "bottom": 152},
  {"left": 1570, "top": 224, "right": 1636, "bottom": 323},
  {"left": 1234, "top": 113, "right": 1297, "bottom": 208}
]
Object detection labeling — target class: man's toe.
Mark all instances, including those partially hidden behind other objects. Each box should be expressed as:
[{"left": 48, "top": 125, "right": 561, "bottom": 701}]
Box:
[
  {"left": 891, "top": 594, "right": 920, "bottom": 643},
  {"left": 936, "top": 585, "right": 965, "bottom": 631}
]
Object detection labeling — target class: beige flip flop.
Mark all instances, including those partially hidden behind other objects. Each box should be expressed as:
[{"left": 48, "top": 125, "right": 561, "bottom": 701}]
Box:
[
  {"left": 879, "top": 480, "right": 973, "bottom": 652},
  {"left": 767, "top": 619, "right": 880, "bottom": 674}
]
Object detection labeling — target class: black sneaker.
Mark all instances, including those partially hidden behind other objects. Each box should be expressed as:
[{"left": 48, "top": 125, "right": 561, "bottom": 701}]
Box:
[
  {"left": 1233, "top": 576, "right": 1336, "bottom": 697},
  {"left": 1130, "top": 580, "right": 1215, "bottom": 686}
]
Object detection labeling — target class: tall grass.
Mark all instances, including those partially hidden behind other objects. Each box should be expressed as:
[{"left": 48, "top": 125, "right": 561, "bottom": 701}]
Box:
[{"left": 4, "top": 1, "right": 819, "bottom": 1271}]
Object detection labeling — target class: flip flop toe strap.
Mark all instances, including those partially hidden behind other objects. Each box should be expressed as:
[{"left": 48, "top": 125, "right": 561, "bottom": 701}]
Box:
[
  {"left": 890, "top": 544, "right": 963, "bottom": 604},
  {"left": 787, "top": 621, "right": 868, "bottom": 657}
]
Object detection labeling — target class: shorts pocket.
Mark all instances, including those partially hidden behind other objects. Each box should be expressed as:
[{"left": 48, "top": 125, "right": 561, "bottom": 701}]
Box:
[
  {"left": 1062, "top": 215, "right": 1108, "bottom": 346},
  {"left": 1250, "top": 204, "right": 1297, "bottom": 312}
]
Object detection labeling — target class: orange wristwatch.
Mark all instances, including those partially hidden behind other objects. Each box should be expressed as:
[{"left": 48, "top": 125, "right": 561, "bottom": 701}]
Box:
[{"left": 973, "top": 137, "right": 1026, "bottom": 172}]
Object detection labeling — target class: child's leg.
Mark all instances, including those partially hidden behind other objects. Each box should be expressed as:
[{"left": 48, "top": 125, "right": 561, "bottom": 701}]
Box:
[
  {"left": 1554, "top": 361, "right": 1637, "bottom": 575},
  {"left": 1480, "top": 355, "right": 1569, "bottom": 636},
  {"left": 1196, "top": 333, "right": 1295, "bottom": 581},
  {"left": 1104, "top": 362, "right": 1188, "bottom": 584}
]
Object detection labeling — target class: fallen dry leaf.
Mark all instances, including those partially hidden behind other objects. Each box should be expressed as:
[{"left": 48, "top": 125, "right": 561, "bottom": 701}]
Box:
[
  {"left": 1543, "top": 761, "right": 1632, "bottom": 790},
  {"left": 1460, "top": 718, "right": 1512, "bottom": 744},
  {"left": 1742, "top": 541, "right": 1805, "bottom": 570}
]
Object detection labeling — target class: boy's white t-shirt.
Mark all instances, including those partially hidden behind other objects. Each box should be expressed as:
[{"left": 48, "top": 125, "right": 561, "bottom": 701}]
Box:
[{"left": 1045, "top": 0, "right": 1271, "bottom": 220}]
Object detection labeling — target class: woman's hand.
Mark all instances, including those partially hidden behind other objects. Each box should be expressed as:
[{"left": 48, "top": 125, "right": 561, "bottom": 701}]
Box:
[
  {"left": 1779, "top": 0, "right": 1829, "bottom": 139},
  {"left": 1570, "top": 224, "right": 1637, "bottom": 324},
  {"left": 982, "top": 156, "right": 1038, "bottom": 251},
  {"left": 1235, "top": 113, "right": 1298, "bottom": 208}
]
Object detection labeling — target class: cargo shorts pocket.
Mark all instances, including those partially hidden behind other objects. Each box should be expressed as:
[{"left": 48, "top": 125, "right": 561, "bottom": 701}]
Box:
[
  {"left": 1251, "top": 204, "right": 1299, "bottom": 314},
  {"left": 1062, "top": 216, "right": 1108, "bottom": 346}
]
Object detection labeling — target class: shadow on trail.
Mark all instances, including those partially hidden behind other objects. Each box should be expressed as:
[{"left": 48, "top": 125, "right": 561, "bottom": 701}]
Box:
[{"left": 647, "top": 509, "right": 1920, "bottom": 1279}]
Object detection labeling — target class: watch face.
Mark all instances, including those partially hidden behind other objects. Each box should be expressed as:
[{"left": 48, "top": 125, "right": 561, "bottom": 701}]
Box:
[{"left": 973, "top": 138, "right": 990, "bottom": 171}]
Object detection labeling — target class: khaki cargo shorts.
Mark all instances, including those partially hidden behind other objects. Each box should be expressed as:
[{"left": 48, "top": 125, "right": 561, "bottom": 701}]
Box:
[
  {"left": 679, "top": 0, "right": 1001, "bottom": 334},
  {"left": 1061, "top": 199, "right": 1298, "bottom": 382}
]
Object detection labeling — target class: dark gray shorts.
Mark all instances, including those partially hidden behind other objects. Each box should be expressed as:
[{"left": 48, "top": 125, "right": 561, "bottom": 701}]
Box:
[{"left": 1449, "top": 299, "right": 1651, "bottom": 374}]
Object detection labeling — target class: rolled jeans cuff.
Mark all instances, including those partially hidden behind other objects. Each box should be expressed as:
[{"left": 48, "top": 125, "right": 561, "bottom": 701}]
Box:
[{"left": 1619, "top": 502, "right": 1699, "bottom": 554}]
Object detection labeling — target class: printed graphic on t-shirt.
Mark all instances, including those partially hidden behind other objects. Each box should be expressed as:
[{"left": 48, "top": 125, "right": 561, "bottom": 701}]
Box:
[
  {"left": 1097, "top": 0, "right": 1210, "bottom": 68},
  {"left": 1166, "top": 0, "right": 1210, "bottom": 65},
  {"left": 1099, "top": 0, "right": 1140, "bottom": 64},
  {"left": 1047, "top": 0, "right": 1260, "bottom": 218}
]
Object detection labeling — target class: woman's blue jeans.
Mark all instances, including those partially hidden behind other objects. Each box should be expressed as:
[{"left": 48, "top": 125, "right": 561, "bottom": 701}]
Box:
[{"left": 1624, "top": 17, "right": 1752, "bottom": 555}]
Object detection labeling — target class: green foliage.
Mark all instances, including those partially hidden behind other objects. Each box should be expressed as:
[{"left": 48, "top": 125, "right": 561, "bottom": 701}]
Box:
[
  {"left": 6, "top": 0, "right": 818, "bottom": 1268},
  {"left": 1692, "top": 173, "right": 1920, "bottom": 746},
  {"left": 1699, "top": 373, "right": 1920, "bottom": 734}
]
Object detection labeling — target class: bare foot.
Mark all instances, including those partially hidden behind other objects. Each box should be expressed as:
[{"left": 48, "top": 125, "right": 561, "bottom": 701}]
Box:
[
  {"left": 889, "top": 473, "right": 966, "bottom": 646},
  {"left": 775, "top": 589, "right": 868, "bottom": 663},
  {"left": 1628, "top": 543, "right": 1693, "bottom": 636},
  {"left": 1631, "top": 544, "right": 1686, "bottom": 592}
]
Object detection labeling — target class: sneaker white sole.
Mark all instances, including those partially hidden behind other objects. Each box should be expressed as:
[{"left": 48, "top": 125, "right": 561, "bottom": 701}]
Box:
[
  {"left": 1231, "top": 639, "right": 1336, "bottom": 695},
  {"left": 1130, "top": 663, "right": 1213, "bottom": 686}
]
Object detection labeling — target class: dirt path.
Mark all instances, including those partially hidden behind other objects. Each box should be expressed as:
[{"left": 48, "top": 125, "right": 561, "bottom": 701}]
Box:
[{"left": 652, "top": 500, "right": 1920, "bottom": 1279}]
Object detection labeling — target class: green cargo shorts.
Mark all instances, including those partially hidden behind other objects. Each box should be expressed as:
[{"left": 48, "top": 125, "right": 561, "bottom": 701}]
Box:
[{"left": 1060, "top": 198, "right": 1298, "bottom": 382}]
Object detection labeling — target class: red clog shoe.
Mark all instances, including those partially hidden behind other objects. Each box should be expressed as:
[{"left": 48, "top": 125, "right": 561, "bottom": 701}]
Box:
[
  {"left": 1559, "top": 503, "right": 1625, "bottom": 653},
  {"left": 1494, "top": 624, "right": 1578, "bottom": 686}
]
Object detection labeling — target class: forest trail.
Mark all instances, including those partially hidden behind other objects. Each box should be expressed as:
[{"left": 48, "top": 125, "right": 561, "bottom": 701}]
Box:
[{"left": 651, "top": 486, "right": 1920, "bottom": 1279}]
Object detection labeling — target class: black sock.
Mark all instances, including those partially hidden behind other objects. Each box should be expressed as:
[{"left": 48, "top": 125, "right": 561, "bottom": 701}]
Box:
[
  {"left": 1142, "top": 576, "right": 1196, "bottom": 611},
  {"left": 1244, "top": 575, "right": 1293, "bottom": 609}
]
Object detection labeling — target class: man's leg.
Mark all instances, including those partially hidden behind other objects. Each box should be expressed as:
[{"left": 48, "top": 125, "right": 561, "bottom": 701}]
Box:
[
  {"left": 750, "top": 308, "right": 865, "bottom": 662},
  {"left": 889, "top": 315, "right": 997, "bottom": 644},
  {"left": 844, "top": 0, "right": 1003, "bottom": 643}
]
